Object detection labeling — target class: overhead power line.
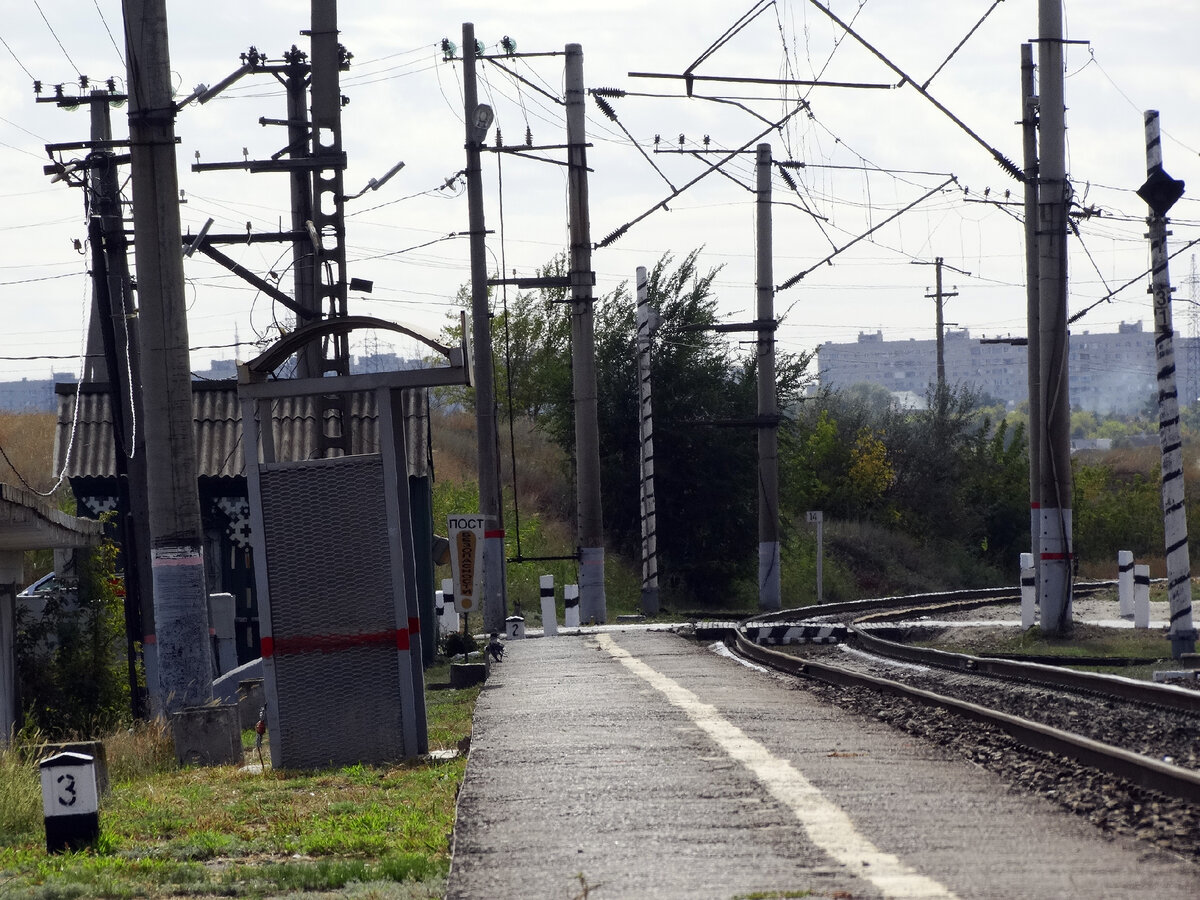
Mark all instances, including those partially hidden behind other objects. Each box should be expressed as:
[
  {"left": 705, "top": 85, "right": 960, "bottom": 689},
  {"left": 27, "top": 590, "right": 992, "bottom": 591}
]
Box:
[{"left": 803, "top": 0, "right": 1022, "bottom": 181}]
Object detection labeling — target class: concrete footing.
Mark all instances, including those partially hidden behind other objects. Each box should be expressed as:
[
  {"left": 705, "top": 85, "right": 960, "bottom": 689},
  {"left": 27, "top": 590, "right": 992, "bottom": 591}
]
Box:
[
  {"left": 172, "top": 705, "right": 243, "bottom": 767},
  {"left": 450, "top": 663, "right": 487, "bottom": 688}
]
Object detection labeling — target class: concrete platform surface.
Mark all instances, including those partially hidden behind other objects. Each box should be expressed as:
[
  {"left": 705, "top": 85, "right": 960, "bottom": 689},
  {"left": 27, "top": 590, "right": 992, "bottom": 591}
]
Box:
[{"left": 446, "top": 629, "right": 1200, "bottom": 899}]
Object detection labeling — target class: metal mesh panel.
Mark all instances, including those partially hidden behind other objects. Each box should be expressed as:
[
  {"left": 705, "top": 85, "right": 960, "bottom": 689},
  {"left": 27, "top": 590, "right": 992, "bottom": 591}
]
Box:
[{"left": 257, "top": 455, "right": 406, "bottom": 766}]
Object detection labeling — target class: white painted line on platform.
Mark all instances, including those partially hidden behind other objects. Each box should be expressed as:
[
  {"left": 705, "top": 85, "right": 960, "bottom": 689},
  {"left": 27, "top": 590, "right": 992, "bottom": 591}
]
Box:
[{"left": 596, "top": 633, "right": 959, "bottom": 900}]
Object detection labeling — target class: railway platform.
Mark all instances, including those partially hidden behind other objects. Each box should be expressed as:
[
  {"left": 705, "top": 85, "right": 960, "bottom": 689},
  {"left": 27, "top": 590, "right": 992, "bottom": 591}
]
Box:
[{"left": 446, "top": 627, "right": 1199, "bottom": 900}]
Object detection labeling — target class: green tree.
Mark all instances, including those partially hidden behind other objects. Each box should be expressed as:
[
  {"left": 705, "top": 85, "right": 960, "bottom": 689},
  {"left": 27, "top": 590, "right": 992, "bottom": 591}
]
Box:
[{"left": 15, "top": 533, "right": 129, "bottom": 738}]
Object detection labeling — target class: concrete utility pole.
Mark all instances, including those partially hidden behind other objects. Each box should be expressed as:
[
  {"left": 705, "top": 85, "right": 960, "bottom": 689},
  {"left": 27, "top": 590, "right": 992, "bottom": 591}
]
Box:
[
  {"left": 756, "top": 144, "right": 780, "bottom": 611},
  {"left": 566, "top": 43, "right": 607, "bottom": 624},
  {"left": 86, "top": 90, "right": 155, "bottom": 717},
  {"left": 925, "top": 258, "right": 958, "bottom": 388},
  {"left": 1021, "top": 42, "right": 1042, "bottom": 604},
  {"left": 121, "top": 0, "right": 213, "bottom": 710},
  {"left": 635, "top": 267, "right": 659, "bottom": 615},
  {"left": 1036, "top": 0, "right": 1074, "bottom": 635},
  {"left": 461, "top": 23, "right": 507, "bottom": 633},
  {"left": 1139, "top": 109, "right": 1197, "bottom": 657},
  {"left": 282, "top": 45, "right": 320, "bottom": 380}
]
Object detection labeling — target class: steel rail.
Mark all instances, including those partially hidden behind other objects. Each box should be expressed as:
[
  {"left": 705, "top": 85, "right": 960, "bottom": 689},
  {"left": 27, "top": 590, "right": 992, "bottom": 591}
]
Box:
[{"left": 729, "top": 629, "right": 1200, "bottom": 804}]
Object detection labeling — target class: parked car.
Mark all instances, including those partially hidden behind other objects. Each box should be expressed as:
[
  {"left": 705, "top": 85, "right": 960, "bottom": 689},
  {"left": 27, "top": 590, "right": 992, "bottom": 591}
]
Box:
[{"left": 17, "top": 572, "right": 58, "bottom": 597}]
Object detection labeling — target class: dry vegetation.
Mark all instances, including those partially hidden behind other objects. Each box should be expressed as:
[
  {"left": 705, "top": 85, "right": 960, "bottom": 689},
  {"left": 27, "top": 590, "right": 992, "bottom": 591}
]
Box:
[{"left": 0, "top": 412, "right": 58, "bottom": 492}]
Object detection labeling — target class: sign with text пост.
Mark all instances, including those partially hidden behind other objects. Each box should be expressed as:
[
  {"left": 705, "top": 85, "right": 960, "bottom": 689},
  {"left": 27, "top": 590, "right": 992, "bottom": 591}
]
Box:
[{"left": 448, "top": 515, "right": 485, "bottom": 615}]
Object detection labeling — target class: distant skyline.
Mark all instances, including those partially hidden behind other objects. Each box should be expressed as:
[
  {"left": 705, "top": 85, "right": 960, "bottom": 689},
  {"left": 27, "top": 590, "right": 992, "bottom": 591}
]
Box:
[{"left": 3, "top": 2, "right": 1200, "bottom": 382}]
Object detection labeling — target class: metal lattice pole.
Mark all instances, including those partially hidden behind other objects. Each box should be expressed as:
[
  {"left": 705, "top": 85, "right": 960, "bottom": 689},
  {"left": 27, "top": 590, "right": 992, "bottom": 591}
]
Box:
[{"left": 635, "top": 266, "right": 659, "bottom": 615}]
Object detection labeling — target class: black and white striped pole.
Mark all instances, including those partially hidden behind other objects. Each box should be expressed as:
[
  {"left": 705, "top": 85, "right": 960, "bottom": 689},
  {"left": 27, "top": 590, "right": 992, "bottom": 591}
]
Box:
[
  {"left": 1138, "top": 109, "right": 1197, "bottom": 657},
  {"left": 40, "top": 752, "right": 99, "bottom": 853},
  {"left": 635, "top": 266, "right": 660, "bottom": 616}
]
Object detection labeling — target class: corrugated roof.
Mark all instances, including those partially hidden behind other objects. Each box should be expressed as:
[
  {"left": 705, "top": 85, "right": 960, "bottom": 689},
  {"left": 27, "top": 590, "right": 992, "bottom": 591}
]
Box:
[{"left": 55, "top": 381, "right": 430, "bottom": 479}]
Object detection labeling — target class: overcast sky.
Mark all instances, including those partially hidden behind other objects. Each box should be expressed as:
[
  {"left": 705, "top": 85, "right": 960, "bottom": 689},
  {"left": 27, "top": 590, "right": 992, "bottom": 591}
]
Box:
[{"left": 2, "top": 1, "right": 1199, "bottom": 382}]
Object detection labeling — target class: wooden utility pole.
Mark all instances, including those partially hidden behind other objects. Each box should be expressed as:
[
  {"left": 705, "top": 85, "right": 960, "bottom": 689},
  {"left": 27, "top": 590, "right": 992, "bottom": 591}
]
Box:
[
  {"left": 461, "top": 23, "right": 507, "bottom": 633},
  {"left": 1036, "top": 0, "right": 1074, "bottom": 635},
  {"left": 1139, "top": 109, "right": 1196, "bottom": 657},
  {"left": 755, "top": 143, "right": 780, "bottom": 611},
  {"left": 121, "top": 0, "right": 213, "bottom": 711},
  {"left": 635, "top": 266, "right": 659, "bottom": 615},
  {"left": 924, "top": 258, "right": 958, "bottom": 388},
  {"left": 1021, "top": 42, "right": 1042, "bottom": 604},
  {"left": 566, "top": 43, "right": 606, "bottom": 624}
]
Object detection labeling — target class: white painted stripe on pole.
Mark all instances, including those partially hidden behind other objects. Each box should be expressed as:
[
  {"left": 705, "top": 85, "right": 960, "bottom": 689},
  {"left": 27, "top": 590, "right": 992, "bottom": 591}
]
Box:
[
  {"left": 539, "top": 574, "right": 558, "bottom": 637},
  {"left": 1118, "top": 550, "right": 1134, "bottom": 617},
  {"left": 596, "top": 634, "right": 958, "bottom": 899}
]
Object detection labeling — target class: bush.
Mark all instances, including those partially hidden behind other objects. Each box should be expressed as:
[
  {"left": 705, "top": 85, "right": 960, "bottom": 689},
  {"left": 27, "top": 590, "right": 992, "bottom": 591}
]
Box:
[{"left": 14, "top": 533, "right": 130, "bottom": 739}]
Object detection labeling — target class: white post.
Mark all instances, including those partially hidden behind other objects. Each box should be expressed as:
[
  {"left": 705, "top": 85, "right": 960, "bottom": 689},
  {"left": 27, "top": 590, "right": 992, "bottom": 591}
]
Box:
[
  {"left": 563, "top": 583, "right": 580, "bottom": 628},
  {"left": 1118, "top": 550, "right": 1134, "bottom": 617},
  {"left": 506, "top": 615, "right": 526, "bottom": 639},
  {"left": 1020, "top": 552, "right": 1036, "bottom": 629},
  {"left": 440, "top": 578, "right": 459, "bottom": 635},
  {"left": 539, "top": 574, "right": 558, "bottom": 637},
  {"left": 1134, "top": 564, "right": 1151, "bottom": 629}
]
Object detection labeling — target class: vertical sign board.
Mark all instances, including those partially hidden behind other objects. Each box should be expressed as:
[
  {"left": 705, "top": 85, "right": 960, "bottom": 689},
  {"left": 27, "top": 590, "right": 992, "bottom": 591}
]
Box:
[{"left": 449, "top": 515, "right": 485, "bottom": 615}]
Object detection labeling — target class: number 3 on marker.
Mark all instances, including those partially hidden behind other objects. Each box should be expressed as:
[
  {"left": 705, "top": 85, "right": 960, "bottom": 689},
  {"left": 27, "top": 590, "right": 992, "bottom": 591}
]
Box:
[{"left": 56, "top": 773, "right": 77, "bottom": 807}]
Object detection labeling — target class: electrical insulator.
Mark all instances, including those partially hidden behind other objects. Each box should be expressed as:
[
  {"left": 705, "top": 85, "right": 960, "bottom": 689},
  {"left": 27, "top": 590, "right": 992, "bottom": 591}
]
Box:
[
  {"left": 593, "top": 95, "right": 617, "bottom": 122},
  {"left": 440, "top": 39, "right": 458, "bottom": 61},
  {"left": 525, "top": 126, "right": 533, "bottom": 147},
  {"left": 501, "top": 36, "right": 517, "bottom": 56},
  {"left": 591, "top": 86, "right": 626, "bottom": 97}
]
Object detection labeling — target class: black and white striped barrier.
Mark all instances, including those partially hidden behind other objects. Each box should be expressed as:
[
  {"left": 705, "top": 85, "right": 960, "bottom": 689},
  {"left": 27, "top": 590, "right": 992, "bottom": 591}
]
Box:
[
  {"left": 539, "top": 575, "right": 558, "bottom": 637},
  {"left": 741, "top": 622, "right": 847, "bottom": 646},
  {"left": 563, "top": 584, "right": 580, "bottom": 628}
]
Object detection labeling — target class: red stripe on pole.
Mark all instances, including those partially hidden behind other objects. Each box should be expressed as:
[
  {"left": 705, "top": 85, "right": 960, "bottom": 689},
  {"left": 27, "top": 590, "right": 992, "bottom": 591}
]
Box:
[
  {"left": 1029, "top": 501, "right": 1041, "bottom": 509},
  {"left": 1040, "top": 552, "right": 1072, "bottom": 561},
  {"left": 484, "top": 529, "right": 505, "bottom": 539},
  {"left": 261, "top": 630, "right": 406, "bottom": 658},
  {"left": 408, "top": 617, "right": 420, "bottom": 638}
]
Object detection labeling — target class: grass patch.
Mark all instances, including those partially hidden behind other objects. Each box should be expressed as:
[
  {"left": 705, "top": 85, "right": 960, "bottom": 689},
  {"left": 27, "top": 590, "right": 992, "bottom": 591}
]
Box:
[{"left": 0, "top": 674, "right": 476, "bottom": 898}]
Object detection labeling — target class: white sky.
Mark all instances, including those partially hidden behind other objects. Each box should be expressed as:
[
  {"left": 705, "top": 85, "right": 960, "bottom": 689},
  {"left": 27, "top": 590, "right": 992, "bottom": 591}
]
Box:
[{"left": 2, "top": 1, "right": 1199, "bottom": 382}]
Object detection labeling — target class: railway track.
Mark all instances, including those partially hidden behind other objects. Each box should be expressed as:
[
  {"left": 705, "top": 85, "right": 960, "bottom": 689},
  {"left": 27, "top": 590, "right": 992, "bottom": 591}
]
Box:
[{"left": 718, "top": 587, "right": 1200, "bottom": 859}]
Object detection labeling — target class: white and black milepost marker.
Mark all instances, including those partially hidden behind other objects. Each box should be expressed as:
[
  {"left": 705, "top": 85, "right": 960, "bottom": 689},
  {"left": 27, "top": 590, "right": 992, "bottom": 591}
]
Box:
[
  {"left": 506, "top": 616, "right": 526, "bottom": 639},
  {"left": 539, "top": 575, "right": 558, "bottom": 637},
  {"left": 40, "top": 752, "right": 99, "bottom": 853}
]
